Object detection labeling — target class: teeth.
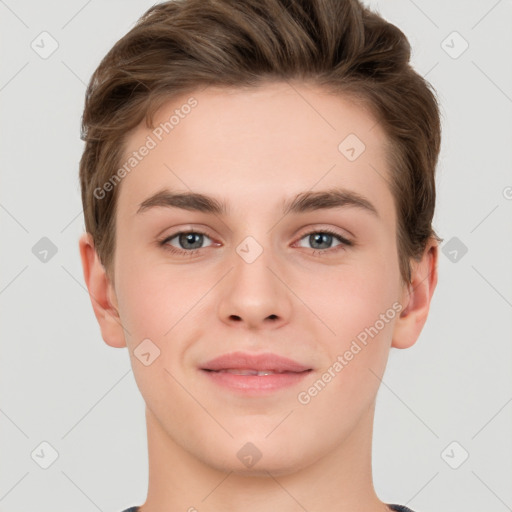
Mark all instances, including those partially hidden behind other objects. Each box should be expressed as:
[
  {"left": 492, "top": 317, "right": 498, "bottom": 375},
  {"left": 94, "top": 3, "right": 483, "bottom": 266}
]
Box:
[{"left": 218, "top": 369, "right": 281, "bottom": 376}]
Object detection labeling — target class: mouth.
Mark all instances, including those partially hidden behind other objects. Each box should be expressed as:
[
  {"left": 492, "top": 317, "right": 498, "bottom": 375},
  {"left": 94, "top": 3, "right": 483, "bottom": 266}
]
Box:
[{"left": 199, "top": 352, "right": 313, "bottom": 394}]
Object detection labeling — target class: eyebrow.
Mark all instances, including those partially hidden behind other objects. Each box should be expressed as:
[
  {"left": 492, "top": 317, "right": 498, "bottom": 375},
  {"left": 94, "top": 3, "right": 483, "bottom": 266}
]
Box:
[{"left": 137, "top": 187, "right": 378, "bottom": 217}]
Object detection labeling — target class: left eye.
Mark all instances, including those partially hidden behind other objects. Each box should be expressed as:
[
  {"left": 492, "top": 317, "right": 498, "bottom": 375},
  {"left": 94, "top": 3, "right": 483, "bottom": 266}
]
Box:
[{"left": 296, "top": 230, "right": 349, "bottom": 251}]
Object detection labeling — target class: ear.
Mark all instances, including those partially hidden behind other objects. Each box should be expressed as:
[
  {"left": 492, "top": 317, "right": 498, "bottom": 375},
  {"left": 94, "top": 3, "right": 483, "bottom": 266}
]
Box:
[
  {"left": 392, "top": 240, "right": 438, "bottom": 349},
  {"left": 79, "top": 232, "right": 127, "bottom": 348}
]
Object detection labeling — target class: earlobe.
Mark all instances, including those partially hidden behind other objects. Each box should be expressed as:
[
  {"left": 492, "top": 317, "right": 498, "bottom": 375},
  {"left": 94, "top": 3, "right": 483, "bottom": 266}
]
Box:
[
  {"left": 78, "top": 232, "right": 127, "bottom": 348},
  {"left": 392, "top": 241, "right": 438, "bottom": 349}
]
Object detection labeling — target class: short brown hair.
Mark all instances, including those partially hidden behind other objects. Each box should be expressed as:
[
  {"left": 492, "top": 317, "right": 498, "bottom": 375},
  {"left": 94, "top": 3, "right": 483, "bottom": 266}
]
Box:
[{"left": 79, "top": 0, "right": 441, "bottom": 283}]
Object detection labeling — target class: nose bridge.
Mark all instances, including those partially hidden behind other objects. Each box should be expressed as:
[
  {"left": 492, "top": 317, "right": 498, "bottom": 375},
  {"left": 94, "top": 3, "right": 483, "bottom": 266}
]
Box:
[
  {"left": 230, "top": 210, "right": 277, "bottom": 279},
  {"left": 232, "top": 231, "right": 278, "bottom": 299}
]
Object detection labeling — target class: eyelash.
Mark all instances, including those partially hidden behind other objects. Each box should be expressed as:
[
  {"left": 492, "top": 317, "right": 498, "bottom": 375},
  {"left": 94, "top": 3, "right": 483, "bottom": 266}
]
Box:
[{"left": 158, "top": 228, "right": 353, "bottom": 257}]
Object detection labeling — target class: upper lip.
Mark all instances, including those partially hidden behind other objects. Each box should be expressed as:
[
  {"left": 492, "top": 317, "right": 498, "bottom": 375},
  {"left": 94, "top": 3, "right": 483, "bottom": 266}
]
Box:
[{"left": 201, "top": 351, "right": 312, "bottom": 373}]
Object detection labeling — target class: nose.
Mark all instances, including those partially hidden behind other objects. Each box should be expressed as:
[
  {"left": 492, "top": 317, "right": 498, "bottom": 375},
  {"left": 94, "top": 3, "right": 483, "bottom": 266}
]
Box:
[{"left": 216, "top": 238, "right": 293, "bottom": 330}]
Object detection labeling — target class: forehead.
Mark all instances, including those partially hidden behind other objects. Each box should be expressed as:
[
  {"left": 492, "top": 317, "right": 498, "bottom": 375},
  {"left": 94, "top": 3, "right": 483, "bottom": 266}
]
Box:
[{"left": 116, "top": 81, "right": 394, "bottom": 219}]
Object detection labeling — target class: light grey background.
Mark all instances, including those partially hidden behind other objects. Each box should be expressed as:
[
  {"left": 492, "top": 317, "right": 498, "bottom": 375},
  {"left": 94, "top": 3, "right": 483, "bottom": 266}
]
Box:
[{"left": 1, "top": 1, "right": 511, "bottom": 511}]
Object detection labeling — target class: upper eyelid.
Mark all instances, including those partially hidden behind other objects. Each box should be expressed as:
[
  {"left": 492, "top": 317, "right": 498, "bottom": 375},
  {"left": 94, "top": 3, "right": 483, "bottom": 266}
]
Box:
[{"left": 161, "top": 228, "right": 215, "bottom": 244}]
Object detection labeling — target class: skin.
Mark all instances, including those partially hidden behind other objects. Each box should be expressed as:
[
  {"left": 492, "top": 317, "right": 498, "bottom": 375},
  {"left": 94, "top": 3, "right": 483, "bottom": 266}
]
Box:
[{"left": 79, "top": 81, "right": 437, "bottom": 512}]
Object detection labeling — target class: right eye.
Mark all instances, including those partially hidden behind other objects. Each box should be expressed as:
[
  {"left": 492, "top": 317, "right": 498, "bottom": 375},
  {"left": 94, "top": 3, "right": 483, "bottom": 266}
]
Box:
[{"left": 160, "top": 230, "right": 215, "bottom": 255}]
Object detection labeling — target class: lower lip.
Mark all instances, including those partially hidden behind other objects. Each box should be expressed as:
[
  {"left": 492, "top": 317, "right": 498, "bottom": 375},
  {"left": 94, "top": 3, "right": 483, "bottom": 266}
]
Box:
[{"left": 201, "top": 369, "right": 311, "bottom": 395}]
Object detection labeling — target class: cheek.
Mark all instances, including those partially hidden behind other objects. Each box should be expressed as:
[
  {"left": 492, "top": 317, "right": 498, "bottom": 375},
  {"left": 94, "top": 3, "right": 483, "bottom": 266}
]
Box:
[
  {"left": 114, "top": 252, "right": 187, "bottom": 342},
  {"left": 300, "top": 247, "right": 400, "bottom": 334},
  {"left": 114, "top": 254, "right": 222, "bottom": 358},
  {"left": 298, "top": 246, "right": 401, "bottom": 391}
]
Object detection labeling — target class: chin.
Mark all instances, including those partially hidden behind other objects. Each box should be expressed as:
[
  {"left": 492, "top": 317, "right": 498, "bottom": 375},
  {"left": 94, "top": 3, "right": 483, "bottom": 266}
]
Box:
[{"left": 198, "top": 436, "right": 319, "bottom": 477}]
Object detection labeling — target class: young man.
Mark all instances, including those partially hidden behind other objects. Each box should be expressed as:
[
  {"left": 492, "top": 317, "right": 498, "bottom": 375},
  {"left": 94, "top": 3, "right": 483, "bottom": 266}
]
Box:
[{"left": 78, "top": 1, "right": 441, "bottom": 511}]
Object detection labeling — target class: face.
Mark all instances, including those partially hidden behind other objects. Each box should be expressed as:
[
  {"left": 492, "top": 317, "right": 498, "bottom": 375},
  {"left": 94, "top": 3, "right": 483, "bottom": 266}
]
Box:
[{"left": 102, "top": 81, "right": 411, "bottom": 475}]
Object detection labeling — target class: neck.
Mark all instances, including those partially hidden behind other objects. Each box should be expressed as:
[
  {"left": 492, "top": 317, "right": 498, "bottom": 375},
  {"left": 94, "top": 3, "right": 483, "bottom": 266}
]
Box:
[{"left": 139, "top": 402, "right": 389, "bottom": 512}]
